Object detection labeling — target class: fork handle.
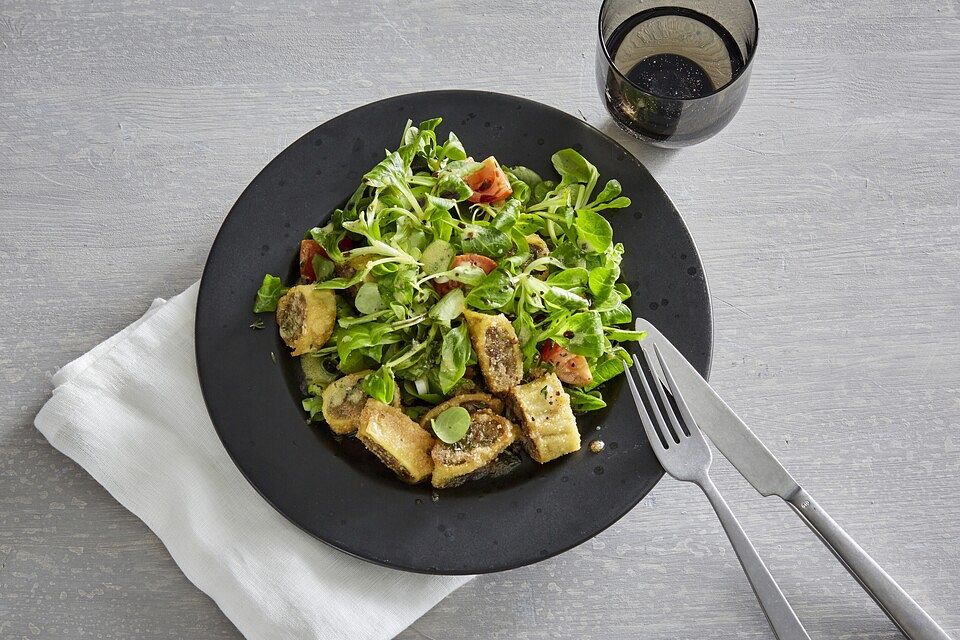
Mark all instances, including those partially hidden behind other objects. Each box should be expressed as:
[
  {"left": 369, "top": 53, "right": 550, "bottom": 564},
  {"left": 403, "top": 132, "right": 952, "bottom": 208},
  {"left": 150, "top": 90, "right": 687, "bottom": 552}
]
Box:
[
  {"left": 698, "top": 476, "right": 811, "bottom": 640},
  {"left": 787, "top": 488, "right": 953, "bottom": 640}
]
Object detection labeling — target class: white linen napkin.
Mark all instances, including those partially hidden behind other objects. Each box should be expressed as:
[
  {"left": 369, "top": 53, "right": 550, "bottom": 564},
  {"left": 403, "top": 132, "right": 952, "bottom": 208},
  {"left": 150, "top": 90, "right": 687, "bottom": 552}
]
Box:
[{"left": 34, "top": 282, "right": 471, "bottom": 640}]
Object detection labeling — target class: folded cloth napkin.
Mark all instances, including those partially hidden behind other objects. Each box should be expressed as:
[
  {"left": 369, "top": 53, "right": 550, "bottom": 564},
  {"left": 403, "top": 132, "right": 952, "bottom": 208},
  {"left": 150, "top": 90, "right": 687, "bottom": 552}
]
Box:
[{"left": 35, "top": 282, "right": 471, "bottom": 640}]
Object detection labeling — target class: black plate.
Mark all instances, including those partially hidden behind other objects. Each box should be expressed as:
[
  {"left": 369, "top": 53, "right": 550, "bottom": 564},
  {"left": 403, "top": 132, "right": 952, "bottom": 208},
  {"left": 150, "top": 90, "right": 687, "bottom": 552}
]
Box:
[{"left": 196, "top": 90, "right": 712, "bottom": 574}]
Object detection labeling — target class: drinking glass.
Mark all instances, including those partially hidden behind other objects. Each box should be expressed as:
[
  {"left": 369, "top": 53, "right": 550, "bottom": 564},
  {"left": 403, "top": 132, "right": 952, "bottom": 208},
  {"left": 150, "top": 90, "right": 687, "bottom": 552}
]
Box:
[{"left": 597, "top": 0, "right": 759, "bottom": 148}]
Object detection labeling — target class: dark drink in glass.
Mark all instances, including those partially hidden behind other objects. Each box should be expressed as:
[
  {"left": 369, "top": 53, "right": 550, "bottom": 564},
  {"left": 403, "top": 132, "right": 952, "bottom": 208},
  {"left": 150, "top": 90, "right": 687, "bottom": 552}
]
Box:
[{"left": 597, "top": 0, "right": 758, "bottom": 148}]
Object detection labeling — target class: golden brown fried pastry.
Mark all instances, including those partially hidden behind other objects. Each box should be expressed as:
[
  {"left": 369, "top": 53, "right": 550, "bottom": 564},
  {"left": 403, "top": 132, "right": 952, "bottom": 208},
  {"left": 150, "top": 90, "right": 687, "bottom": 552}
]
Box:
[
  {"left": 276, "top": 285, "right": 336, "bottom": 356},
  {"left": 431, "top": 410, "right": 517, "bottom": 488},
  {"left": 508, "top": 373, "right": 581, "bottom": 463},
  {"left": 358, "top": 399, "right": 435, "bottom": 484},
  {"left": 462, "top": 309, "right": 522, "bottom": 393}
]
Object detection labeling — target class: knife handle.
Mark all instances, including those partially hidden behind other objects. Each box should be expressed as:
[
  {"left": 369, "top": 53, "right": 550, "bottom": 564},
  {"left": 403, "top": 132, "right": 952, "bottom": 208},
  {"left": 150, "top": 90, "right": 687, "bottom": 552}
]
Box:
[
  {"left": 699, "top": 477, "right": 811, "bottom": 640},
  {"left": 787, "top": 488, "right": 953, "bottom": 640}
]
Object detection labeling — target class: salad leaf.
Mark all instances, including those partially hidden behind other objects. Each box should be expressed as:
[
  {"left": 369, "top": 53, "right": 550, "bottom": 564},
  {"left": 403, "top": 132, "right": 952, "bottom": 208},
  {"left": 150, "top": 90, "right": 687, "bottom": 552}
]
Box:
[
  {"left": 590, "top": 196, "right": 632, "bottom": 212},
  {"left": 340, "top": 350, "right": 374, "bottom": 374},
  {"left": 567, "top": 388, "right": 607, "bottom": 412},
  {"left": 599, "top": 302, "right": 632, "bottom": 325},
  {"left": 400, "top": 119, "right": 418, "bottom": 145},
  {"left": 508, "top": 165, "right": 543, "bottom": 188},
  {"left": 438, "top": 132, "right": 467, "bottom": 162},
  {"left": 387, "top": 266, "right": 417, "bottom": 307},
  {"left": 547, "top": 267, "right": 588, "bottom": 288},
  {"left": 512, "top": 310, "right": 538, "bottom": 367},
  {"left": 506, "top": 177, "right": 529, "bottom": 204},
  {"left": 418, "top": 117, "right": 442, "bottom": 132},
  {"left": 551, "top": 311, "right": 604, "bottom": 358},
  {"left": 364, "top": 152, "right": 407, "bottom": 189},
  {"left": 435, "top": 171, "right": 473, "bottom": 201},
  {"left": 313, "top": 274, "right": 364, "bottom": 291},
  {"left": 431, "top": 406, "right": 471, "bottom": 444},
  {"left": 253, "top": 274, "right": 287, "bottom": 313},
  {"left": 513, "top": 213, "right": 544, "bottom": 235},
  {"left": 492, "top": 199, "right": 521, "bottom": 232},
  {"left": 575, "top": 209, "right": 613, "bottom": 253},
  {"left": 424, "top": 193, "right": 457, "bottom": 213},
  {"left": 531, "top": 179, "right": 557, "bottom": 205},
  {"left": 445, "top": 263, "right": 488, "bottom": 286},
  {"left": 302, "top": 394, "right": 324, "bottom": 421},
  {"left": 552, "top": 149, "right": 598, "bottom": 185},
  {"left": 398, "top": 139, "right": 423, "bottom": 168},
  {"left": 443, "top": 159, "right": 484, "bottom": 177},
  {"left": 364, "top": 152, "right": 422, "bottom": 214},
  {"left": 585, "top": 357, "right": 626, "bottom": 391},
  {"left": 335, "top": 321, "right": 400, "bottom": 364},
  {"left": 592, "top": 179, "right": 622, "bottom": 204},
  {"left": 604, "top": 328, "right": 647, "bottom": 342},
  {"left": 460, "top": 224, "right": 512, "bottom": 258},
  {"left": 429, "top": 288, "right": 465, "bottom": 326},
  {"left": 363, "top": 366, "right": 396, "bottom": 404},
  {"left": 439, "top": 323, "right": 470, "bottom": 393},
  {"left": 503, "top": 167, "right": 535, "bottom": 204},
  {"left": 312, "top": 255, "right": 335, "bottom": 282},
  {"left": 464, "top": 268, "right": 514, "bottom": 310},
  {"left": 424, "top": 197, "right": 457, "bottom": 242},
  {"left": 309, "top": 225, "right": 349, "bottom": 263},
  {"left": 588, "top": 264, "right": 620, "bottom": 307},
  {"left": 540, "top": 283, "right": 589, "bottom": 311}
]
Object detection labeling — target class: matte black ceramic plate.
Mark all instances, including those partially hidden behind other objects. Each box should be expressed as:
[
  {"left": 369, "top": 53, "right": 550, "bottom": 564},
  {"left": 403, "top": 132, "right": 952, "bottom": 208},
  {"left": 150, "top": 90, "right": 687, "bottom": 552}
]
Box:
[{"left": 196, "top": 90, "right": 711, "bottom": 574}]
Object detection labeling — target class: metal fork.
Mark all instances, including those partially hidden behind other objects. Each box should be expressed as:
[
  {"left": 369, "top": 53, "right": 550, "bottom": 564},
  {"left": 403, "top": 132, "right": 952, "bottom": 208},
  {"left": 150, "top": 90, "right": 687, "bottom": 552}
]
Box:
[{"left": 626, "top": 343, "right": 811, "bottom": 640}]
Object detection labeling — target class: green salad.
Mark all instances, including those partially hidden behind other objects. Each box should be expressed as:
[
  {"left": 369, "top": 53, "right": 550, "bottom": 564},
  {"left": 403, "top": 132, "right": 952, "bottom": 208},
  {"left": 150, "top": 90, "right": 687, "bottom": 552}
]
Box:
[{"left": 253, "top": 117, "right": 645, "bottom": 488}]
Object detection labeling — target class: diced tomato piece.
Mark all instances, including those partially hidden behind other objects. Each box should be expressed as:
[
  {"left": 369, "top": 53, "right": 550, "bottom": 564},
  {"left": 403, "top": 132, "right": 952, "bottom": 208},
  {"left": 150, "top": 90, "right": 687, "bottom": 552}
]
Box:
[
  {"left": 299, "top": 240, "right": 323, "bottom": 282},
  {"left": 299, "top": 237, "right": 354, "bottom": 282},
  {"left": 433, "top": 281, "right": 457, "bottom": 296},
  {"left": 452, "top": 253, "right": 498, "bottom": 273},
  {"left": 464, "top": 156, "right": 513, "bottom": 204},
  {"left": 434, "top": 253, "right": 498, "bottom": 296},
  {"left": 539, "top": 339, "right": 593, "bottom": 387}
]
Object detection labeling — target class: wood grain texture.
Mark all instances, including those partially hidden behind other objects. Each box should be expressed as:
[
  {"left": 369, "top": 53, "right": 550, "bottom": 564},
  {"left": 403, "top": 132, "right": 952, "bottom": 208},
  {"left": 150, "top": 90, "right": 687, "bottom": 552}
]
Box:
[{"left": 1, "top": 0, "right": 958, "bottom": 638}]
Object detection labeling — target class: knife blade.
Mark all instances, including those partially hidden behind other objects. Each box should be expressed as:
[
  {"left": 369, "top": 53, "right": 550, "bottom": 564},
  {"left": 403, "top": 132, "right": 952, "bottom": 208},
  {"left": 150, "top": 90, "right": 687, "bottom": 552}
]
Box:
[{"left": 634, "top": 318, "right": 801, "bottom": 500}]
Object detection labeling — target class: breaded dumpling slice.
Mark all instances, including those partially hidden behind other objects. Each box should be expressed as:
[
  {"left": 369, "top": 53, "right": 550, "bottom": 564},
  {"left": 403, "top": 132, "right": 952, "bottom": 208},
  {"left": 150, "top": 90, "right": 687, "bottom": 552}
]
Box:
[
  {"left": 358, "top": 399, "right": 435, "bottom": 484},
  {"left": 431, "top": 410, "right": 517, "bottom": 488},
  {"left": 321, "top": 370, "right": 400, "bottom": 435},
  {"left": 462, "top": 309, "right": 522, "bottom": 393},
  {"left": 276, "top": 285, "right": 336, "bottom": 356},
  {"left": 418, "top": 392, "right": 504, "bottom": 430},
  {"left": 508, "top": 373, "right": 581, "bottom": 463}
]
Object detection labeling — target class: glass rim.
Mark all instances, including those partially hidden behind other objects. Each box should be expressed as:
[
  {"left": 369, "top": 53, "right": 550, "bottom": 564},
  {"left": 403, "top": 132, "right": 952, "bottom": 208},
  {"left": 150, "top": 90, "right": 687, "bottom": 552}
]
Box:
[{"left": 597, "top": 0, "right": 760, "bottom": 101}]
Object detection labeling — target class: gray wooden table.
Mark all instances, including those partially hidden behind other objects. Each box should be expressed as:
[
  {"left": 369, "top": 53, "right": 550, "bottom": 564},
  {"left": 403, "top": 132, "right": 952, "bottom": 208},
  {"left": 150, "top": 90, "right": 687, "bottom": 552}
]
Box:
[{"left": 2, "top": 1, "right": 958, "bottom": 638}]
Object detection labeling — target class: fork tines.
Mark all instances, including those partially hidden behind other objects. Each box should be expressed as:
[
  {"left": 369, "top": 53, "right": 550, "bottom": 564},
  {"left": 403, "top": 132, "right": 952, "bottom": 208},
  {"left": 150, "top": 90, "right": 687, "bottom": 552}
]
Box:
[{"left": 625, "top": 343, "right": 707, "bottom": 454}]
